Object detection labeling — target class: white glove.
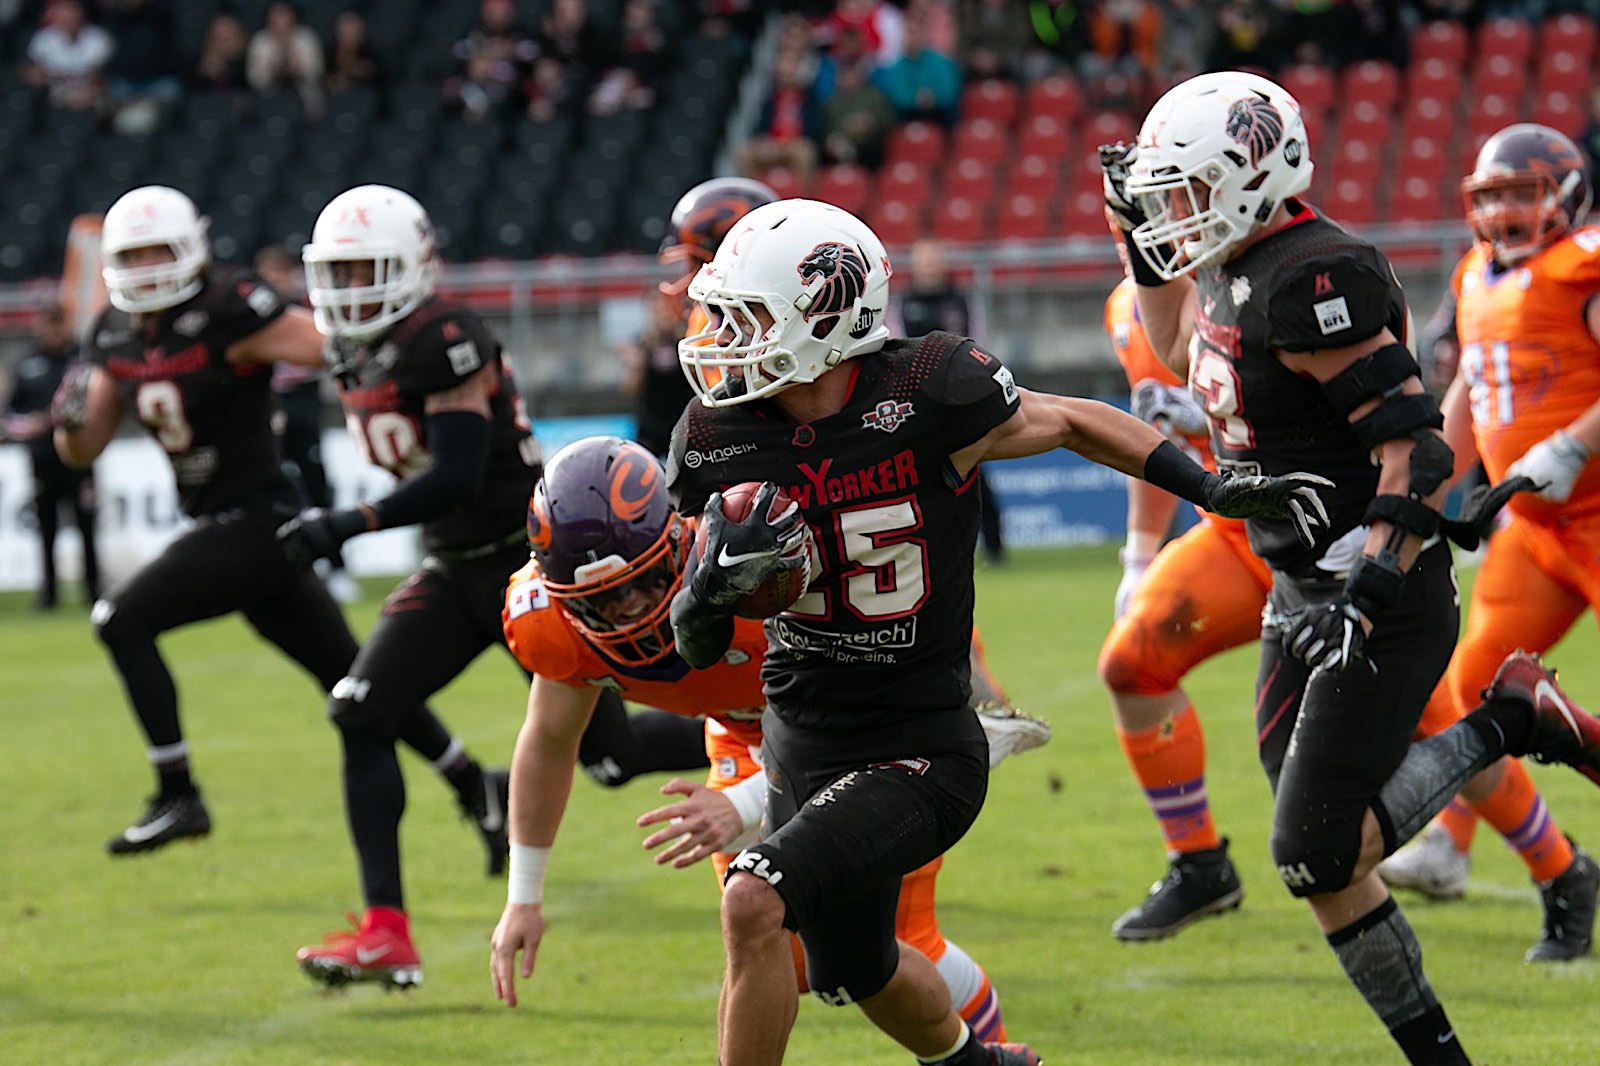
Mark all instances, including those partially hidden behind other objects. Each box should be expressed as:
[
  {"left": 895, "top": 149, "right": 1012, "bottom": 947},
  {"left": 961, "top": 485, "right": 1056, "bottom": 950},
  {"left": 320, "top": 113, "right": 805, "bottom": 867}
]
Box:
[
  {"left": 1114, "top": 548, "right": 1153, "bottom": 619},
  {"left": 1506, "top": 430, "right": 1590, "bottom": 504},
  {"left": 1131, "top": 379, "right": 1209, "bottom": 438}
]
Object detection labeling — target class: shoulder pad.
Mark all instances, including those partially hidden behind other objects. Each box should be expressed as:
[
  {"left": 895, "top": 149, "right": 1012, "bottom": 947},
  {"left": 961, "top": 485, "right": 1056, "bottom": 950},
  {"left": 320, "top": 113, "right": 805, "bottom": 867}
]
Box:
[
  {"left": 502, "top": 566, "right": 585, "bottom": 681},
  {"left": 926, "top": 335, "right": 1018, "bottom": 408},
  {"left": 1267, "top": 254, "right": 1398, "bottom": 351},
  {"left": 393, "top": 305, "right": 497, "bottom": 393},
  {"left": 1540, "top": 229, "right": 1600, "bottom": 286}
]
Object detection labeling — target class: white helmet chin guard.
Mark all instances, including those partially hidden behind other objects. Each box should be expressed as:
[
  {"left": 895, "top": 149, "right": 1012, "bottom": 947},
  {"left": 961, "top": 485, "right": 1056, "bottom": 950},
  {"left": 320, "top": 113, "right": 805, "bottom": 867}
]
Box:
[
  {"left": 679, "top": 198, "right": 892, "bottom": 407},
  {"left": 101, "top": 186, "right": 211, "bottom": 314},
  {"left": 303, "top": 185, "right": 440, "bottom": 342},
  {"left": 1126, "top": 71, "right": 1314, "bottom": 280}
]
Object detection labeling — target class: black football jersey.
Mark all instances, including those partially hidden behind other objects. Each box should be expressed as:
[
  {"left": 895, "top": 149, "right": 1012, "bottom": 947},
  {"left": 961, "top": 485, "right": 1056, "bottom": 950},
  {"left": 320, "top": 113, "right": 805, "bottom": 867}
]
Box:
[
  {"left": 86, "top": 266, "right": 293, "bottom": 517},
  {"left": 328, "top": 298, "right": 538, "bottom": 553},
  {"left": 668, "top": 331, "right": 1020, "bottom": 730},
  {"left": 1189, "top": 204, "right": 1407, "bottom": 572}
]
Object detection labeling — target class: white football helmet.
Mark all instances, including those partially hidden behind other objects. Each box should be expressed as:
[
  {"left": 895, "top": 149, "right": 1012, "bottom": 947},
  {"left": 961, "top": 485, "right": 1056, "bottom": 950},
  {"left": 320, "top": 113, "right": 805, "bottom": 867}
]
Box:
[
  {"left": 679, "top": 198, "right": 891, "bottom": 407},
  {"left": 1125, "top": 71, "right": 1314, "bottom": 280},
  {"left": 303, "top": 185, "right": 439, "bottom": 341},
  {"left": 101, "top": 186, "right": 210, "bottom": 314}
]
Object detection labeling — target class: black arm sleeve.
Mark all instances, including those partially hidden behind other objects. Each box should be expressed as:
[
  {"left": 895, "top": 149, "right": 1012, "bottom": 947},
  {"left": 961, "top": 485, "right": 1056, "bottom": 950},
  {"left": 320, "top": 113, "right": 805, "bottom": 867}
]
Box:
[
  {"left": 368, "top": 409, "right": 492, "bottom": 530},
  {"left": 668, "top": 548, "right": 735, "bottom": 669}
]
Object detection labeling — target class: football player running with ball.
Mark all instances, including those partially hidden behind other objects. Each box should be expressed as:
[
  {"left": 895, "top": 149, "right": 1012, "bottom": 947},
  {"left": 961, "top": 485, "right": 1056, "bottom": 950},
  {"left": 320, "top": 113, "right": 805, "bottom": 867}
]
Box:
[
  {"left": 59, "top": 186, "right": 493, "bottom": 865},
  {"left": 1105, "top": 71, "right": 1600, "bottom": 1063},
  {"left": 491, "top": 436, "right": 1014, "bottom": 1043},
  {"left": 284, "top": 186, "right": 707, "bottom": 988},
  {"left": 666, "top": 197, "right": 1332, "bottom": 1066}
]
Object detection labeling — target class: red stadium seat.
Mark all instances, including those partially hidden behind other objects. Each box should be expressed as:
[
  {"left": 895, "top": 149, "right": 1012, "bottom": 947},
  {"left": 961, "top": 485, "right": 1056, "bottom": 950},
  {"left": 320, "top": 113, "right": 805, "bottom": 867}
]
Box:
[
  {"left": 1533, "top": 90, "right": 1583, "bottom": 137},
  {"left": 1399, "top": 136, "right": 1448, "bottom": 184},
  {"left": 995, "top": 194, "right": 1048, "bottom": 242},
  {"left": 1023, "top": 73, "right": 1082, "bottom": 124},
  {"left": 1471, "top": 53, "right": 1527, "bottom": 100},
  {"left": 1332, "top": 139, "right": 1381, "bottom": 185},
  {"left": 960, "top": 79, "right": 1019, "bottom": 127},
  {"left": 868, "top": 198, "right": 924, "bottom": 247},
  {"left": 884, "top": 121, "right": 945, "bottom": 167},
  {"left": 1536, "top": 49, "right": 1591, "bottom": 99},
  {"left": 877, "top": 160, "right": 930, "bottom": 208},
  {"left": 1059, "top": 189, "right": 1109, "bottom": 237},
  {"left": 1466, "top": 92, "right": 1518, "bottom": 141},
  {"left": 1542, "top": 13, "right": 1597, "bottom": 63},
  {"left": 951, "top": 118, "right": 1009, "bottom": 164},
  {"left": 1007, "top": 154, "right": 1060, "bottom": 201},
  {"left": 1067, "top": 145, "right": 1106, "bottom": 195},
  {"left": 1017, "top": 113, "right": 1071, "bottom": 160},
  {"left": 1477, "top": 17, "right": 1534, "bottom": 65},
  {"left": 1400, "top": 95, "right": 1455, "bottom": 144},
  {"left": 1343, "top": 61, "right": 1401, "bottom": 110},
  {"left": 1338, "top": 99, "right": 1393, "bottom": 145},
  {"left": 1411, "top": 20, "right": 1469, "bottom": 66},
  {"left": 1458, "top": 132, "right": 1493, "bottom": 179},
  {"left": 1083, "top": 110, "right": 1136, "bottom": 148},
  {"left": 760, "top": 167, "right": 806, "bottom": 200},
  {"left": 813, "top": 164, "right": 868, "bottom": 215},
  {"left": 932, "top": 197, "right": 988, "bottom": 243},
  {"left": 1404, "top": 58, "right": 1461, "bottom": 105},
  {"left": 1281, "top": 63, "right": 1335, "bottom": 116},
  {"left": 1390, "top": 175, "right": 1449, "bottom": 224},
  {"left": 1324, "top": 177, "right": 1376, "bottom": 226},
  {"left": 943, "top": 156, "right": 997, "bottom": 204}
]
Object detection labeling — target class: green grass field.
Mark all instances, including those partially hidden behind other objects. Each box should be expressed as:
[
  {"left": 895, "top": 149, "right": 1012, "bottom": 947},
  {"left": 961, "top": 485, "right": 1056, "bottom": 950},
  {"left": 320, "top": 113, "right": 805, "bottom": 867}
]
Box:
[{"left": 3, "top": 545, "right": 1598, "bottom": 1065}]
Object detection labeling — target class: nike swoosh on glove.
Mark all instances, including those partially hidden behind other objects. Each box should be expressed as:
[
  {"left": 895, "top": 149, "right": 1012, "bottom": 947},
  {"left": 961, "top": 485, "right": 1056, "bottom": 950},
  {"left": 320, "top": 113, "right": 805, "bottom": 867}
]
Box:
[
  {"left": 1203, "top": 471, "right": 1333, "bottom": 546},
  {"left": 690, "top": 483, "right": 808, "bottom": 611},
  {"left": 1505, "top": 430, "right": 1589, "bottom": 503},
  {"left": 1099, "top": 142, "right": 1145, "bottom": 233},
  {"left": 1282, "top": 597, "right": 1370, "bottom": 673},
  {"left": 276, "top": 508, "right": 369, "bottom": 567}
]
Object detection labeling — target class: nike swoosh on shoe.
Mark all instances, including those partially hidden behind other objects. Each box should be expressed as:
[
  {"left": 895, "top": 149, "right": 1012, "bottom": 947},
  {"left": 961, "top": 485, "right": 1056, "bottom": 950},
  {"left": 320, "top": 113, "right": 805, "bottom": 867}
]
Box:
[
  {"left": 121, "top": 810, "right": 181, "bottom": 844},
  {"left": 355, "top": 944, "right": 393, "bottom": 965}
]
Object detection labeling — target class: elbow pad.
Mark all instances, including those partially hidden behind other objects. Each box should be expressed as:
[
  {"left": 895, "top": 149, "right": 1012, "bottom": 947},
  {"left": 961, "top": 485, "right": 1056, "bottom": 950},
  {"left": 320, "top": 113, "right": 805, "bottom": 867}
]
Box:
[{"left": 1321, "top": 342, "right": 1445, "bottom": 452}]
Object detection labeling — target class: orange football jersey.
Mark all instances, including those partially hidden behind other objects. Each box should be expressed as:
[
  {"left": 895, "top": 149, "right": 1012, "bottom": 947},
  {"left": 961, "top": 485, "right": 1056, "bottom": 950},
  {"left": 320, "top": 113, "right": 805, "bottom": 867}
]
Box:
[
  {"left": 502, "top": 559, "right": 764, "bottom": 749},
  {"left": 1452, "top": 228, "right": 1600, "bottom": 522}
]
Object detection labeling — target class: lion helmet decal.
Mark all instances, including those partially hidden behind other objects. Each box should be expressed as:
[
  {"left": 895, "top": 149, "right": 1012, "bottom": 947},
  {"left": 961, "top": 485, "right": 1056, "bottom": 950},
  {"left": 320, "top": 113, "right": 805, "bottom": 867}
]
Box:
[
  {"left": 796, "top": 242, "right": 869, "bottom": 319},
  {"left": 1225, "top": 95, "right": 1285, "bottom": 168}
]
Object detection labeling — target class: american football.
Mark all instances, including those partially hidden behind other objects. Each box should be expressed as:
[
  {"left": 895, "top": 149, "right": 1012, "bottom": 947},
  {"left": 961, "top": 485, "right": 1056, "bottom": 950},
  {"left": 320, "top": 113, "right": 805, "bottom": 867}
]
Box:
[{"left": 699, "top": 481, "right": 812, "bottom": 619}]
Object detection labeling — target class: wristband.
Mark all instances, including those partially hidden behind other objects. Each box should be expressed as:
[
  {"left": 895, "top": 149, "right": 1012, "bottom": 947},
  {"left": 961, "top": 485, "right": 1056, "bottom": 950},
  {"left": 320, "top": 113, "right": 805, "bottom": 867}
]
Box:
[
  {"left": 1118, "top": 229, "right": 1167, "bottom": 288},
  {"left": 722, "top": 769, "right": 767, "bottom": 832},
  {"left": 1142, "top": 439, "right": 1216, "bottom": 508},
  {"left": 507, "top": 843, "right": 550, "bottom": 905}
]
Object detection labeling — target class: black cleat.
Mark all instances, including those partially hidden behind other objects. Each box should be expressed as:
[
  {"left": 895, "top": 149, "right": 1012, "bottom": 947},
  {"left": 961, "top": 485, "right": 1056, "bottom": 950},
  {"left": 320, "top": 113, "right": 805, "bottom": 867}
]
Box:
[
  {"left": 470, "top": 769, "right": 510, "bottom": 878},
  {"left": 983, "top": 1042, "right": 1042, "bottom": 1065},
  {"left": 1526, "top": 844, "right": 1599, "bottom": 963},
  {"left": 1112, "top": 838, "right": 1243, "bottom": 941},
  {"left": 106, "top": 792, "right": 211, "bottom": 855}
]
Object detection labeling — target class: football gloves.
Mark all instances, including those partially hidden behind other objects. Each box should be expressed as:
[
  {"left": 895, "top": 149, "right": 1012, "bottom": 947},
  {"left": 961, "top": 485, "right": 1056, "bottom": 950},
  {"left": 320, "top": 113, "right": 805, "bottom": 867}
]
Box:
[
  {"left": 1131, "top": 379, "right": 1209, "bottom": 438},
  {"left": 1283, "top": 597, "right": 1371, "bottom": 674},
  {"left": 1203, "top": 470, "right": 1333, "bottom": 547},
  {"left": 1506, "top": 430, "right": 1589, "bottom": 503},
  {"left": 690, "top": 483, "right": 808, "bottom": 612},
  {"left": 1099, "top": 142, "right": 1145, "bottom": 233},
  {"left": 276, "top": 507, "right": 369, "bottom": 567},
  {"left": 50, "top": 362, "right": 94, "bottom": 433},
  {"left": 1439, "top": 474, "right": 1539, "bottom": 550}
]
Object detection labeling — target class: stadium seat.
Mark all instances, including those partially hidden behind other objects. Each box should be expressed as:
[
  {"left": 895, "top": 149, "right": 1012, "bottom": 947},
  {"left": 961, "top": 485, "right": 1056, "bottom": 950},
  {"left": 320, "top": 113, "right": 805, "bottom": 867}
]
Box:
[
  {"left": 1533, "top": 90, "right": 1583, "bottom": 137},
  {"left": 1410, "top": 20, "right": 1469, "bottom": 66},
  {"left": 995, "top": 194, "right": 1048, "bottom": 242},
  {"left": 1338, "top": 99, "right": 1392, "bottom": 146},
  {"left": 932, "top": 197, "right": 987, "bottom": 243},
  {"left": 868, "top": 198, "right": 924, "bottom": 247},
  {"left": 1058, "top": 188, "right": 1107, "bottom": 237},
  {"left": 1471, "top": 54, "right": 1527, "bottom": 100},
  {"left": 1402, "top": 58, "right": 1460, "bottom": 106},
  {"left": 960, "top": 80, "right": 1019, "bottom": 127},
  {"left": 951, "top": 118, "right": 1009, "bottom": 164},
  {"left": 1541, "top": 13, "right": 1597, "bottom": 62},
  {"left": 1476, "top": 17, "right": 1534, "bottom": 66},
  {"left": 1281, "top": 63, "right": 1335, "bottom": 116},
  {"left": 1082, "top": 110, "right": 1136, "bottom": 149},
  {"left": 1343, "top": 60, "right": 1401, "bottom": 110},
  {"left": 1466, "top": 93, "right": 1518, "bottom": 141},
  {"left": 943, "top": 156, "right": 996, "bottom": 205},
  {"left": 813, "top": 164, "right": 868, "bottom": 215},
  {"left": 884, "top": 120, "right": 945, "bottom": 168},
  {"left": 1400, "top": 96, "right": 1454, "bottom": 144},
  {"left": 877, "top": 160, "right": 931, "bottom": 209},
  {"left": 1535, "top": 49, "right": 1591, "bottom": 99},
  {"left": 1331, "top": 139, "right": 1381, "bottom": 185},
  {"left": 1324, "top": 177, "right": 1376, "bottom": 226},
  {"left": 1006, "top": 154, "right": 1060, "bottom": 201},
  {"left": 759, "top": 167, "right": 806, "bottom": 200},
  {"left": 1389, "top": 175, "right": 1448, "bottom": 224},
  {"left": 1398, "top": 136, "right": 1448, "bottom": 185},
  {"left": 1023, "top": 73, "right": 1082, "bottom": 124},
  {"left": 1017, "top": 113, "right": 1071, "bottom": 160}
]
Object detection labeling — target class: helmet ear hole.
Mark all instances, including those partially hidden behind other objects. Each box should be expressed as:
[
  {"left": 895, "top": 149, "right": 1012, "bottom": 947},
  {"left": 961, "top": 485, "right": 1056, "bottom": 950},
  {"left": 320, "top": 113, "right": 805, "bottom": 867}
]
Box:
[{"left": 810, "top": 314, "right": 840, "bottom": 339}]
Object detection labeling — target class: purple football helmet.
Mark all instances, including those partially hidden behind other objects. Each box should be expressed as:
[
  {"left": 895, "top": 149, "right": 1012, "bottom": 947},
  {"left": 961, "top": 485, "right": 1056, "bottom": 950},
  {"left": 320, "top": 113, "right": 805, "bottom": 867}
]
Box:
[
  {"left": 526, "top": 436, "right": 689, "bottom": 666},
  {"left": 1463, "top": 123, "right": 1593, "bottom": 264}
]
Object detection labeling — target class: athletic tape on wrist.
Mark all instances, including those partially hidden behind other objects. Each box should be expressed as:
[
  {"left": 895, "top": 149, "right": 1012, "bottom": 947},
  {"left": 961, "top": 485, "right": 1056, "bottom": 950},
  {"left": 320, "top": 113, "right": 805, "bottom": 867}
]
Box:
[
  {"left": 723, "top": 770, "right": 767, "bottom": 832},
  {"left": 507, "top": 843, "right": 550, "bottom": 905}
]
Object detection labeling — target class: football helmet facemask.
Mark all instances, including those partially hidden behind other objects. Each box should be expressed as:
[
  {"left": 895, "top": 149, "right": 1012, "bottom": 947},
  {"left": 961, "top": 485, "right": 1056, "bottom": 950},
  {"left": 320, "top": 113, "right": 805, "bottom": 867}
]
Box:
[
  {"left": 1463, "top": 123, "right": 1593, "bottom": 266},
  {"left": 680, "top": 198, "right": 892, "bottom": 407},
  {"left": 1125, "top": 71, "right": 1314, "bottom": 280},
  {"left": 303, "top": 185, "right": 440, "bottom": 342},
  {"left": 101, "top": 186, "right": 211, "bottom": 314},
  {"left": 526, "top": 436, "right": 691, "bottom": 667}
]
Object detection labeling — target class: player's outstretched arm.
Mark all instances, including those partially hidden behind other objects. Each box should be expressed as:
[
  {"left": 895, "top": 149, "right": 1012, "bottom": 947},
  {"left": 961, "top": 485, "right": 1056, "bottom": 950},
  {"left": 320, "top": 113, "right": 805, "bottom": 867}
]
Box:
[
  {"left": 226, "top": 305, "right": 326, "bottom": 367},
  {"left": 637, "top": 768, "right": 765, "bottom": 869},
  {"left": 491, "top": 675, "right": 600, "bottom": 1009},
  {"left": 52, "top": 364, "right": 121, "bottom": 467}
]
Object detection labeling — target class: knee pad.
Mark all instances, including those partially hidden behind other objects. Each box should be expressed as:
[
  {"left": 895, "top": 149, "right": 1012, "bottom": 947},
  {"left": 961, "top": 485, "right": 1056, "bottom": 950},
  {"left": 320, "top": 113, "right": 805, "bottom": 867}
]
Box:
[
  {"left": 1271, "top": 817, "right": 1362, "bottom": 898},
  {"left": 327, "top": 674, "right": 403, "bottom": 741}
]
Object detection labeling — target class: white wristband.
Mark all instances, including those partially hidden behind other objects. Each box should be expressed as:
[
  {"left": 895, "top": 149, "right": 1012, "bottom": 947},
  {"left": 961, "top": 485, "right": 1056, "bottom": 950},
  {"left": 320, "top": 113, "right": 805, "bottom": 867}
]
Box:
[
  {"left": 722, "top": 769, "right": 767, "bottom": 832},
  {"left": 507, "top": 843, "right": 551, "bottom": 906}
]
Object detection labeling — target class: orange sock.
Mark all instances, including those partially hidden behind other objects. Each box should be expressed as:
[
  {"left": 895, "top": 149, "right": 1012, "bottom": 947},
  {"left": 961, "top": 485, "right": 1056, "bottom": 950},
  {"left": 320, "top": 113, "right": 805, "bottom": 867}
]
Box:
[
  {"left": 1117, "top": 703, "right": 1219, "bottom": 854},
  {"left": 1435, "top": 798, "right": 1478, "bottom": 852},
  {"left": 1473, "top": 760, "right": 1574, "bottom": 883}
]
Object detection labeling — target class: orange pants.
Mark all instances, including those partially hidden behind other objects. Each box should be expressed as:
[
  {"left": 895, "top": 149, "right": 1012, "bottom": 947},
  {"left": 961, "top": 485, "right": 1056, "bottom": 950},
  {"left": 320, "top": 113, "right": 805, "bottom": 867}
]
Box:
[{"left": 1099, "top": 518, "right": 1273, "bottom": 694}]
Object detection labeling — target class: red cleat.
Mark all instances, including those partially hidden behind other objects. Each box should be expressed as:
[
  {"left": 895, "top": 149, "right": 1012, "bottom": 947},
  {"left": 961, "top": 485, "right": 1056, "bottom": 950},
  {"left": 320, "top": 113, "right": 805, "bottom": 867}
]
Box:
[
  {"left": 296, "top": 908, "right": 422, "bottom": 989},
  {"left": 984, "top": 1042, "right": 1042, "bottom": 1066},
  {"left": 1484, "top": 651, "right": 1600, "bottom": 786}
]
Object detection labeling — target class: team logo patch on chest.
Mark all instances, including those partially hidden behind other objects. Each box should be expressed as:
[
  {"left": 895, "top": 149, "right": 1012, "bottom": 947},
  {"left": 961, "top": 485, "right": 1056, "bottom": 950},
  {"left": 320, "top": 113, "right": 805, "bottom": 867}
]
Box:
[
  {"left": 862, "top": 399, "right": 915, "bottom": 433},
  {"left": 173, "top": 310, "right": 209, "bottom": 337},
  {"left": 1230, "top": 276, "right": 1252, "bottom": 307}
]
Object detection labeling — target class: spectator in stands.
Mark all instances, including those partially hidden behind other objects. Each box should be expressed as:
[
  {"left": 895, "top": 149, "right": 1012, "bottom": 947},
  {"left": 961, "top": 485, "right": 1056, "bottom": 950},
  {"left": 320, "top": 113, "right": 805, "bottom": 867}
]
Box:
[
  {"left": 1020, "top": 0, "right": 1092, "bottom": 81},
  {"left": 872, "top": 7, "right": 960, "bottom": 127},
  {"left": 958, "top": 0, "right": 1034, "bottom": 82},
  {"left": 445, "top": 0, "right": 535, "bottom": 121},
  {"left": 696, "top": 0, "right": 762, "bottom": 41},
  {"left": 821, "top": 58, "right": 894, "bottom": 168},
  {"left": 1207, "top": 0, "right": 1278, "bottom": 72},
  {"left": 324, "top": 10, "right": 380, "bottom": 95},
  {"left": 247, "top": 1, "right": 325, "bottom": 118},
  {"left": 524, "top": 55, "right": 573, "bottom": 122},
  {"left": 1157, "top": 0, "right": 1214, "bottom": 84},
  {"left": 538, "top": 0, "right": 610, "bottom": 80},
  {"left": 192, "top": 11, "right": 248, "bottom": 94},
  {"left": 894, "top": 238, "right": 1005, "bottom": 564},
  {"left": 1579, "top": 87, "right": 1600, "bottom": 205},
  {"left": 1335, "top": 0, "right": 1407, "bottom": 69},
  {"left": 1085, "top": 0, "right": 1162, "bottom": 80},
  {"left": 734, "top": 48, "right": 820, "bottom": 183},
  {"left": 101, "top": 0, "right": 181, "bottom": 129},
  {"left": 588, "top": 0, "right": 667, "bottom": 116},
  {"left": 1, "top": 302, "right": 101, "bottom": 611},
  {"left": 816, "top": 0, "right": 893, "bottom": 65},
  {"left": 21, "top": 0, "right": 113, "bottom": 111}
]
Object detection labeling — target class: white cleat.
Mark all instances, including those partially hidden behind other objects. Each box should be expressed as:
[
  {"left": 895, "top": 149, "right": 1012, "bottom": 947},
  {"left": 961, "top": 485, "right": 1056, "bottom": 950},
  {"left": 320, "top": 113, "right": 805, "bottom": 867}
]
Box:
[
  {"left": 976, "top": 701, "right": 1052, "bottom": 770},
  {"left": 1378, "top": 824, "right": 1471, "bottom": 901}
]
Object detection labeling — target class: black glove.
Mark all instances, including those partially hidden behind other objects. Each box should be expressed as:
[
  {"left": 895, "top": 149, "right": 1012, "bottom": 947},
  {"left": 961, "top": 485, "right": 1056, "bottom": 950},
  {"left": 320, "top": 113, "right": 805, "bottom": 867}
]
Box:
[
  {"left": 276, "top": 507, "right": 370, "bottom": 567},
  {"left": 690, "top": 483, "right": 808, "bottom": 612},
  {"left": 1282, "top": 597, "right": 1371, "bottom": 673},
  {"left": 1203, "top": 470, "right": 1334, "bottom": 547},
  {"left": 1099, "top": 142, "right": 1146, "bottom": 233},
  {"left": 1439, "top": 475, "right": 1540, "bottom": 550},
  {"left": 50, "top": 362, "right": 94, "bottom": 433}
]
